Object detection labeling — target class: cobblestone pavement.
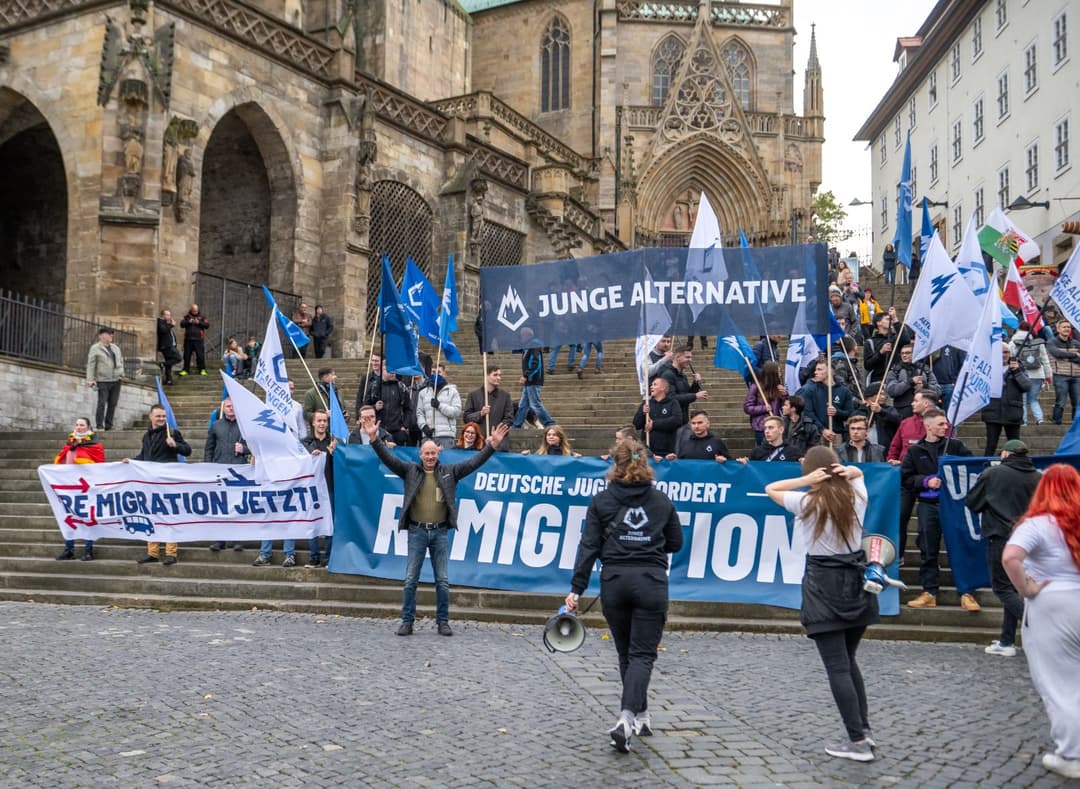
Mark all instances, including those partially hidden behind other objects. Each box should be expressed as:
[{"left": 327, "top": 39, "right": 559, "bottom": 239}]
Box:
[{"left": 0, "top": 602, "right": 1070, "bottom": 788}]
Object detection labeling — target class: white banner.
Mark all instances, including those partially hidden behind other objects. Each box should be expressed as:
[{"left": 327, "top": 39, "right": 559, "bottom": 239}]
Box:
[
  {"left": 222, "top": 373, "right": 309, "bottom": 482},
  {"left": 906, "top": 232, "right": 981, "bottom": 359},
  {"left": 37, "top": 458, "right": 332, "bottom": 543},
  {"left": 253, "top": 310, "right": 296, "bottom": 430}
]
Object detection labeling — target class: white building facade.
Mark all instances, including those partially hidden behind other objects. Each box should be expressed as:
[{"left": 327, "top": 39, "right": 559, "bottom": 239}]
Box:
[{"left": 856, "top": 0, "right": 1080, "bottom": 268}]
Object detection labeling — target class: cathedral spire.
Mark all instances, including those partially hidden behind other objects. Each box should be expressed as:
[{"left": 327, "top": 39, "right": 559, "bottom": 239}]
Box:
[
  {"left": 803, "top": 22, "right": 824, "bottom": 119},
  {"left": 807, "top": 23, "right": 820, "bottom": 74}
]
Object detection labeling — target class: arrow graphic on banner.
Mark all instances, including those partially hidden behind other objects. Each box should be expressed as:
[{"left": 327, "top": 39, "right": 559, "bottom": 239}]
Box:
[
  {"left": 63, "top": 508, "right": 118, "bottom": 530},
  {"left": 50, "top": 478, "right": 90, "bottom": 493}
]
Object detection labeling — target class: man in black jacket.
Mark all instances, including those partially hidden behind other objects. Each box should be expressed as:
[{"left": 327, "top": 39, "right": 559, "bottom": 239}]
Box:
[
  {"left": 980, "top": 347, "right": 1031, "bottom": 455},
  {"left": 156, "top": 309, "right": 180, "bottom": 385},
  {"left": 885, "top": 343, "right": 940, "bottom": 418},
  {"left": 132, "top": 404, "right": 192, "bottom": 565},
  {"left": 365, "top": 368, "right": 412, "bottom": 446},
  {"left": 738, "top": 416, "right": 796, "bottom": 462},
  {"left": 862, "top": 313, "right": 895, "bottom": 392},
  {"left": 901, "top": 409, "right": 977, "bottom": 611},
  {"left": 363, "top": 418, "right": 509, "bottom": 636},
  {"left": 463, "top": 366, "right": 514, "bottom": 450},
  {"left": 179, "top": 303, "right": 209, "bottom": 376},
  {"left": 670, "top": 411, "right": 730, "bottom": 461},
  {"left": 966, "top": 439, "right": 1041, "bottom": 656},
  {"left": 205, "top": 397, "right": 249, "bottom": 553},
  {"left": 836, "top": 415, "right": 885, "bottom": 463},
  {"left": 633, "top": 377, "right": 683, "bottom": 458},
  {"left": 659, "top": 345, "right": 706, "bottom": 423}
]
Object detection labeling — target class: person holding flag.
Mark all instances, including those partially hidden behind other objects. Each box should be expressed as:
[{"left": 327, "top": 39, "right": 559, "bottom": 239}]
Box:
[
  {"left": 417, "top": 364, "right": 462, "bottom": 449},
  {"left": 302, "top": 409, "right": 337, "bottom": 569},
  {"left": 743, "top": 361, "right": 786, "bottom": 445},
  {"left": 131, "top": 403, "right": 192, "bottom": 565}
]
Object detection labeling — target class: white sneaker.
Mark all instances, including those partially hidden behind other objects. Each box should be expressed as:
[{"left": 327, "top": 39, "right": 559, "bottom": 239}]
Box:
[
  {"left": 984, "top": 640, "right": 1017, "bottom": 657},
  {"left": 608, "top": 718, "right": 632, "bottom": 753},
  {"left": 1043, "top": 752, "right": 1080, "bottom": 779},
  {"left": 632, "top": 711, "right": 653, "bottom": 737},
  {"left": 825, "top": 738, "right": 875, "bottom": 762}
]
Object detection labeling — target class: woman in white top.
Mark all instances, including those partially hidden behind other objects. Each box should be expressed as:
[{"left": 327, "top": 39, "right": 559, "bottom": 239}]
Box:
[
  {"left": 1003, "top": 464, "right": 1080, "bottom": 780},
  {"left": 766, "top": 445, "right": 879, "bottom": 763}
]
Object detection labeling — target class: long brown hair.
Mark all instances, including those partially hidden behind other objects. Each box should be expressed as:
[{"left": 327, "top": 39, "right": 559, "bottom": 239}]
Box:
[
  {"left": 537, "top": 425, "right": 572, "bottom": 455},
  {"left": 800, "top": 446, "right": 863, "bottom": 546},
  {"left": 758, "top": 361, "right": 782, "bottom": 404},
  {"left": 1017, "top": 464, "right": 1080, "bottom": 571},
  {"left": 608, "top": 440, "right": 654, "bottom": 484}
]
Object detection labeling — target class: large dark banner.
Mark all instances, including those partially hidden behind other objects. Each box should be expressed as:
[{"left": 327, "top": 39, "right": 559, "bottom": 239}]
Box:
[{"left": 478, "top": 244, "right": 829, "bottom": 351}]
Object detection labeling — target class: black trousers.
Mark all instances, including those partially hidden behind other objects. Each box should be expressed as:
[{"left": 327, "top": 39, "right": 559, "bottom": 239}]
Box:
[
  {"left": 600, "top": 565, "right": 668, "bottom": 716},
  {"left": 812, "top": 626, "right": 869, "bottom": 741},
  {"left": 313, "top": 336, "right": 328, "bottom": 359},
  {"left": 183, "top": 338, "right": 205, "bottom": 372},
  {"left": 986, "top": 536, "right": 1024, "bottom": 645},
  {"left": 916, "top": 500, "right": 942, "bottom": 595},
  {"left": 898, "top": 489, "right": 916, "bottom": 556},
  {"left": 984, "top": 422, "right": 1020, "bottom": 457},
  {"left": 95, "top": 380, "right": 121, "bottom": 430},
  {"left": 160, "top": 348, "right": 180, "bottom": 382}
]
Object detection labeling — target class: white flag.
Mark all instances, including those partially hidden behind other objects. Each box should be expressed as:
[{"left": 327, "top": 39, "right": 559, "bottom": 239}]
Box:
[
  {"left": 984, "top": 206, "right": 1041, "bottom": 263},
  {"left": 949, "top": 286, "right": 1004, "bottom": 427},
  {"left": 635, "top": 269, "right": 672, "bottom": 398},
  {"left": 956, "top": 214, "right": 992, "bottom": 299},
  {"left": 905, "top": 233, "right": 981, "bottom": 360},
  {"left": 252, "top": 310, "right": 298, "bottom": 433},
  {"left": 1050, "top": 243, "right": 1080, "bottom": 329},
  {"left": 785, "top": 334, "right": 821, "bottom": 396},
  {"left": 685, "top": 193, "right": 727, "bottom": 320},
  {"left": 222, "top": 373, "right": 309, "bottom": 481}
]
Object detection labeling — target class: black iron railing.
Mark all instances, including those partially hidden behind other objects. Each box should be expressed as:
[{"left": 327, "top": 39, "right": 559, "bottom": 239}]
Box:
[
  {"left": 192, "top": 273, "right": 301, "bottom": 359},
  {"left": 0, "top": 290, "right": 139, "bottom": 376}
]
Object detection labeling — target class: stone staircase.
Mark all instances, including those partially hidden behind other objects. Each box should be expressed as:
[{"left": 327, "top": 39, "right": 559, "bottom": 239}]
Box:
[{"left": 0, "top": 277, "right": 1070, "bottom": 642}]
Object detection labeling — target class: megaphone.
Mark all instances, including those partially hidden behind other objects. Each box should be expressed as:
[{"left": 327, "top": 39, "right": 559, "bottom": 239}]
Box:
[
  {"left": 860, "top": 534, "right": 908, "bottom": 594},
  {"left": 543, "top": 606, "right": 587, "bottom": 653}
]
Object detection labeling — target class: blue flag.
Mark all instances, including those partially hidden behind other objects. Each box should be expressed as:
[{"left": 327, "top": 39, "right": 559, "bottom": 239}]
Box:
[
  {"left": 154, "top": 376, "right": 186, "bottom": 463},
  {"left": 327, "top": 382, "right": 350, "bottom": 442},
  {"left": 379, "top": 255, "right": 424, "bottom": 376},
  {"left": 439, "top": 253, "right": 459, "bottom": 342},
  {"left": 400, "top": 257, "right": 463, "bottom": 363},
  {"left": 920, "top": 197, "right": 934, "bottom": 260},
  {"left": 738, "top": 228, "right": 750, "bottom": 248},
  {"left": 893, "top": 132, "right": 913, "bottom": 269},
  {"left": 812, "top": 310, "right": 846, "bottom": 346},
  {"left": 714, "top": 333, "right": 755, "bottom": 373},
  {"left": 261, "top": 285, "right": 310, "bottom": 349}
]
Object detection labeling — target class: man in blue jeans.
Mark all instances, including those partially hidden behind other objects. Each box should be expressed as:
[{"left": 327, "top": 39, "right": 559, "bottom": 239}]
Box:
[
  {"left": 363, "top": 418, "right": 510, "bottom": 636},
  {"left": 512, "top": 328, "right": 556, "bottom": 429}
]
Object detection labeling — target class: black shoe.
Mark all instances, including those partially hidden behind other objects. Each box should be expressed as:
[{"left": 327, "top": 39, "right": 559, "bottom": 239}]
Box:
[
  {"left": 304, "top": 558, "right": 322, "bottom": 568},
  {"left": 232, "top": 543, "right": 245, "bottom": 552},
  {"left": 80, "top": 550, "right": 94, "bottom": 561},
  {"left": 56, "top": 548, "right": 75, "bottom": 561},
  {"left": 209, "top": 542, "right": 224, "bottom": 552},
  {"left": 397, "top": 622, "right": 414, "bottom": 636},
  {"left": 162, "top": 556, "right": 177, "bottom": 566},
  {"left": 282, "top": 555, "right": 296, "bottom": 567},
  {"left": 437, "top": 622, "right": 453, "bottom": 637},
  {"left": 137, "top": 555, "right": 158, "bottom": 564}
]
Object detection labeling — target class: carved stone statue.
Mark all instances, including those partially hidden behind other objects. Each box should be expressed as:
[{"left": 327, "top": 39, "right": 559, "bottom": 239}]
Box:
[
  {"left": 175, "top": 147, "right": 194, "bottom": 221},
  {"left": 123, "top": 134, "right": 144, "bottom": 176},
  {"left": 468, "top": 178, "right": 487, "bottom": 259}
]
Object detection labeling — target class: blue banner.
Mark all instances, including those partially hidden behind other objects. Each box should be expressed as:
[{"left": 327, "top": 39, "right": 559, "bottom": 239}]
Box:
[
  {"left": 329, "top": 449, "right": 900, "bottom": 615},
  {"left": 478, "top": 245, "right": 829, "bottom": 351},
  {"left": 938, "top": 454, "right": 1080, "bottom": 592}
]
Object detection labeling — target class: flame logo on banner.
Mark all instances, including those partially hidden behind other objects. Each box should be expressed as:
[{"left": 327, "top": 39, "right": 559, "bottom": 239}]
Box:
[{"left": 497, "top": 285, "right": 529, "bottom": 332}]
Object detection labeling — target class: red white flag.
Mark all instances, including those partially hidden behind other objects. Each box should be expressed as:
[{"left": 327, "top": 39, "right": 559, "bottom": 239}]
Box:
[{"left": 1002, "top": 260, "right": 1043, "bottom": 333}]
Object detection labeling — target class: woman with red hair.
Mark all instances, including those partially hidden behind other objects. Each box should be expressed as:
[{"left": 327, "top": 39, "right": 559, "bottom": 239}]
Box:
[
  {"left": 1003, "top": 464, "right": 1080, "bottom": 779},
  {"left": 54, "top": 417, "right": 105, "bottom": 561}
]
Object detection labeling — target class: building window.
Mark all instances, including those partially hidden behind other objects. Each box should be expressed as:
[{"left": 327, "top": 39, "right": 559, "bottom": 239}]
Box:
[
  {"left": 998, "top": 166, "right": 1010, "bottom": 208},
  {"left": 721, "top": 41, "right": 753, "bottom": 110},
  {"left": 651, "top": 35, "right": 684, "bottom": 106},
  {"left": 880, "top": 134, "right": 887, "bottom": 165},
  {"left": 1024, "top": 43, "right": 1038, "bottom": 94},
  {"left": 928, "top": 71, "right": 938, "bottom": 109},
  {"left": 975, "top": 186, "right": 985, "bottom": 227},
  {"left": 952, "top": 120, "right": 963, "bottom": 163},
  {"left": 880, "top": 195, "right": 888, "bottom": 229},
  {"left": 909, "top": 96, "right": 917, "bottom": 130},
  {"left": 894, "top": 114, "right": 902, "bottom": 148},
  {"left": 930, "top": 144, "right": 939, "bottom": 184},
  {"left": 997, "top": 71, "right": 1009, "bottom": 119},
  {"left": 972, "top": 16, "right": 983, "bottom": 59},
  {"left": 1026, "top": 142, "right": 1039, "bottom": 192},
  {"left": 973, "top": 97, "right": 984, "bottom": 144},
  {"left": 952, "top": 205, "right": 963, "bottom": 251},
  {"left": 1056, "top": 117, "right": 1070, "bottom": 171},
  {"left": 1054, "top": 12, "right": 1068, "bottom": 67},
  {"left": 951, "top": 42, "right": 961, "bottom": 82},
  {"left": 540, "top": 16, "right": 571, "bottom": 112},
  {"left": 996, "top": 0, "right": 1007, "bottom": 32}
]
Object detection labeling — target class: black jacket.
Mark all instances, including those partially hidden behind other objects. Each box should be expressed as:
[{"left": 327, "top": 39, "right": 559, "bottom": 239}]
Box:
[
  {"left": 801, "top": 552, "right": 880, "bottom": 636},
  {"left": 633, "top": 396, "right": 683, "bottom": 455},
  {"left": 980, "top": 367, "right": 1032, "bottom": 426},
  {"left": 365, "top": 378, "right": 412, "bottom": 434},
  {"left": 156, "top": 318, "right": 177, "bottom": 353},
  {"left": 966, "top": 454, "right": 1041, "bottom": 539},
  {"left": 836, "top": 441, "right": 885, "bottom": 463},
  {"left": 885, "top": 361, "right": 940, "bottom": 416},
  {"left": 520, "top": 346, "right": 545, "bottom": 386},
  {"left": 659, "top": 365, "right": 701, "bottom": 422},
  {"left": 179, "top": 312, "right": 209, "bottom": 341},
  {"left": 863, "top": 332, "right": 895, "bottom": 387},
  {"left": 372, "top": 438, "right": 494, "bottom": 530},
  {"left": 748, "top": 442, "right": 796, "bottom": 461},
  {"left": 570, "top": 480, "right": 683, "bottom": 594},
  {"left": 303, "top": 433, "right": 336, "bottom": 493},
  {"left": 932, "top": 345, "right": 966, "bottom": 387},
  {"left": 901, "top": 437, "right": 972, "bottom": 501},
  {"left": 134, "top": 425, "right": 192, "bottom": 462},
  {"left": 310, "top": 313, "right": 334, "bottom": 339},
  {"left": 204, "top": 417, "right": 248, "bottom": 464},
  {"left": 785, "top": 417, "right": 822, "bottom": 458},
  {"left": 462, "top": 386, "right": 514, "bottom": 451},
  {"left": 675, "top": 432, "right": 730, "bottom": 460}
]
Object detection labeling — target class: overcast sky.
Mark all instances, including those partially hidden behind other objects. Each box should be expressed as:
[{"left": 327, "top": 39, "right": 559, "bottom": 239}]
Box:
[{"left": 791, "top": 0, "right": 938, "bottom": 259}]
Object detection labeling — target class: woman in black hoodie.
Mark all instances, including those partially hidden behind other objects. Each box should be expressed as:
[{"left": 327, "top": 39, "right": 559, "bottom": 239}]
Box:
[{"left": 564, "top": 441, "right": 683, "bottom": 754}]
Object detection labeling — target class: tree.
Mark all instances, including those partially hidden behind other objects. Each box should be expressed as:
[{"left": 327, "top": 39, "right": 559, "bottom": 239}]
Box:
[{"left": 809, "top": 190, "right": 853, "bottom": 247}]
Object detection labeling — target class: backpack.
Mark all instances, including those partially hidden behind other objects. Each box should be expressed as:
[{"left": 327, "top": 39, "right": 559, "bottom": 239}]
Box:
[{"left": 1018, "top": 344, "right": 1041, "bottom": 369}]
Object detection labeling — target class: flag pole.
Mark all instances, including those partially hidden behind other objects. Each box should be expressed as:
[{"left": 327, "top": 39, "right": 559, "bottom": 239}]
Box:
[
  {"left": 826, "top": 333, "right": 834, "bottom": 442},
  {"left": 740, "top": 353, "right": 771, "bottom": 414},
  {"left": 360, "top": 316, "right": 379, "bottom": 404},
  {"left": 639, "top": 347, "right": 651, "bottom": 449},
  {"left": 842, "top": 351, "right": 866, "bottom": 402},
  {"left": 282, "top": 320, "right": 327, "bottom": 411},
  {"left": 482, "top": 350, "right": 491, "bottom": 438},
  {"left": 868, "top": 271, "right": 930, "bottom": 429}
]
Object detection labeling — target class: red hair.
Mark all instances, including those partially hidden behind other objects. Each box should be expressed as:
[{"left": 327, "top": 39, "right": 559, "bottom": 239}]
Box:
[{"left": 1017, "top": 464, "right": 1080, "bottom": 570}]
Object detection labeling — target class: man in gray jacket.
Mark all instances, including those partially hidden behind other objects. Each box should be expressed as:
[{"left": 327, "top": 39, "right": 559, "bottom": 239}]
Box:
[
  {"left": 205, "top": 397, "right": 249, "bottom": 552},
  {"left": 362, "top": 418, "right": 509, "bottom": 637},
  {"left": 86, "top": 326, "right": 125, "bottom": 431}
]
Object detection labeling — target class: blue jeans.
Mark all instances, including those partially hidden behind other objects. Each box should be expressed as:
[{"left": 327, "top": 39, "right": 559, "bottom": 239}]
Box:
[
  {"left": 578, "top": 342, "right": 604, "bottom": 371},
  {"left": 511, "top": 385, "right": 554, "bottom": 427},
  {"left": 402, "top": 525, "right": 450, "bottom": 624},
  {"left": 1053, "top": 374, "right": 1080, "bottom": 423},
  {"left": 259, "top": 540, "right": 295, "bottom": 558},
  {"left": 546, "top": 345, "right": 578, "bottom": 371},
  {"left": 64, "top": 539, "right": 94, "bottom": 550},
  {"left": 1023, "top": 377, "right": 1045, "bottom": 424},
  {"left": 308, "top": 535, "right": 332, "bottom": 563},
  {"left": 939, "top": 384, "right": 955, "bottom": 415}
]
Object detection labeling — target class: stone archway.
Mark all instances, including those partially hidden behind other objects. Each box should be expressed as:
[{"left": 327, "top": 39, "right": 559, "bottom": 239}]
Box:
[
  {"left": 197, "top": 103, "right": 297, "bottom": 290},
  {"left": 0, "top": 89, "right": 67, "bottom": 305}
]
